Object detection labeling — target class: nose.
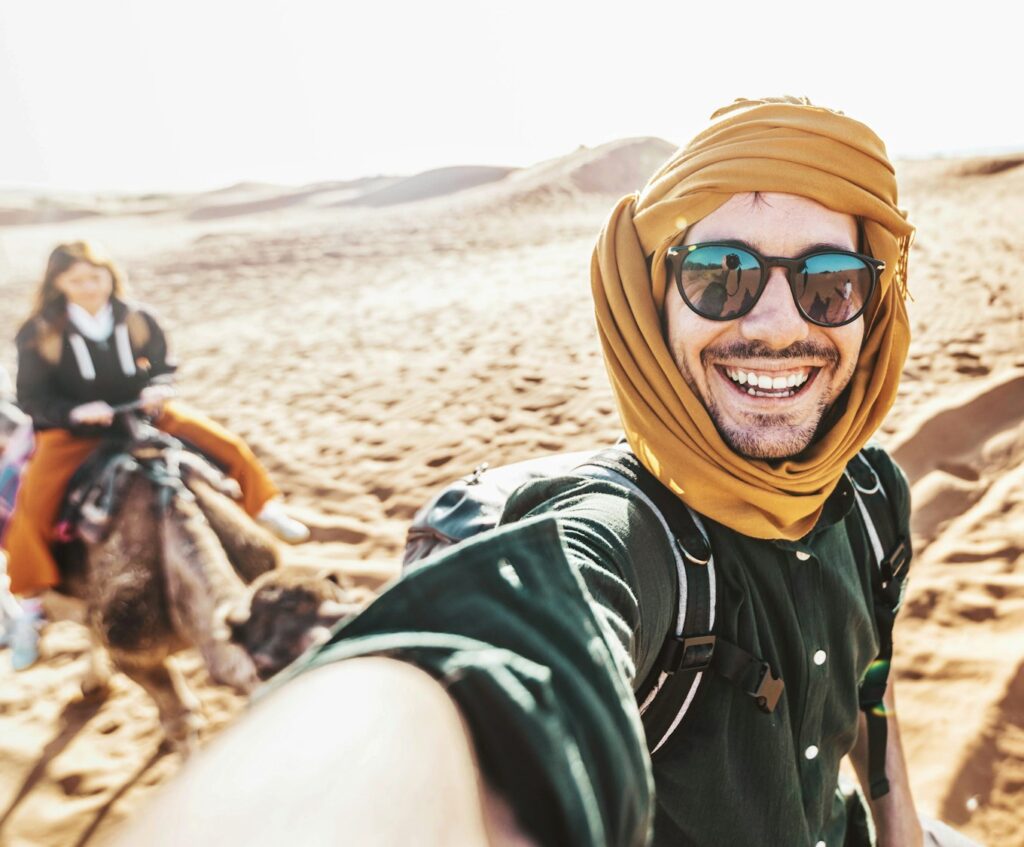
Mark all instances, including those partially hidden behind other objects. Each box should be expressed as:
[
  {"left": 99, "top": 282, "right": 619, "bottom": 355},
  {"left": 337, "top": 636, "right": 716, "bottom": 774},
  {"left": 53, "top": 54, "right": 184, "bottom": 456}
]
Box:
[{"left": 738, "top": 268, "right": 808, "bottom": 349}]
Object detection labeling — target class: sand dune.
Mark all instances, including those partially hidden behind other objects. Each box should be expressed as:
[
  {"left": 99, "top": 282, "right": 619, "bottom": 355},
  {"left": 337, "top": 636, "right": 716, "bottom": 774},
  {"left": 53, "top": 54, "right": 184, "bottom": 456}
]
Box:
[
  {"left": 0, "top": 206, "right": 101, "bottom": 228},
  {"left": 336, "top": 165, "right": 515, "bottom": 207},
  {"left": 953, "top": 154, "right": 1024, "bottom": 178},
  {"left": 504, "top": 137, "right": 676, "bottom": 194},
  {"left": 186, "top": 177, "right": 399, "bottom": 220},
  {"left": 454, "top": 136, "right": 678, "bottom": 209},
  {"left": 0, "top": 136, "right": 676, "bottom": 232},
  {"left": 0, "top": 146, "right": 1022, "bottom": 846}
]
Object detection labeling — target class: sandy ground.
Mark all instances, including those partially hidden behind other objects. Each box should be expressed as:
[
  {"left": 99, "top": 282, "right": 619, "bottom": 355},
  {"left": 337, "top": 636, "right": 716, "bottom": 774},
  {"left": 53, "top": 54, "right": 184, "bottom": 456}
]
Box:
[{"left": 0, "top": 141, "right": 1021, "bottom": 846}]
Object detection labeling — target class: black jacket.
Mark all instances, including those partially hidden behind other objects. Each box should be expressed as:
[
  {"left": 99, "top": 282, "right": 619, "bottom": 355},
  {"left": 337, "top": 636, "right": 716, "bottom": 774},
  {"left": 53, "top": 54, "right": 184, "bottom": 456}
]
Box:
[{"left": 15, "top": 298, "right": 176, "bottom": 436}]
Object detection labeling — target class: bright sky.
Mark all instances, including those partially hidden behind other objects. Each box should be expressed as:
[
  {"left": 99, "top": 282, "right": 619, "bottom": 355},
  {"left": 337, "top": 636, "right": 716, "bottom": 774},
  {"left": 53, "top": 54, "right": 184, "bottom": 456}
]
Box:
[{"left": 0, "top": 0, "right": 1016, "bottom": 192}]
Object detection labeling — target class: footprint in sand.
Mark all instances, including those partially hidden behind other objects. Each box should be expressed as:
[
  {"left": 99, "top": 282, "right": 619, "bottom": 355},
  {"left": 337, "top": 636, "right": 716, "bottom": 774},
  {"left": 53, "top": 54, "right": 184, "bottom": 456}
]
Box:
[
  {"left": 57, "top": 773, "right": 106, "bottom": 797},
  {"left": 890, "top": 372, "right": 1024, "bottom": 484}
]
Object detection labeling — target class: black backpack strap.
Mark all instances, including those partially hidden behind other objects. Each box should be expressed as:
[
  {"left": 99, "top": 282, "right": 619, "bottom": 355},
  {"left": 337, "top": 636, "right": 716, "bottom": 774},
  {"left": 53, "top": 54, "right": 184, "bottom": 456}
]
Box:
[
  {"left": 847, "top": 452, "right": 911, "bottom": 800},
  {"left": 577, "top": 448, "right": 784, "bottom": 755}
]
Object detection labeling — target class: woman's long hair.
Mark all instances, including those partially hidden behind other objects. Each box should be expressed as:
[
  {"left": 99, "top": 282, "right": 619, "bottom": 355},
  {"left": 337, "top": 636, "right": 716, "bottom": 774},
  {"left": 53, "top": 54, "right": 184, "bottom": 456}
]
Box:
[{"left": 28, "top": 240, "right": 129, "bottom": 321}]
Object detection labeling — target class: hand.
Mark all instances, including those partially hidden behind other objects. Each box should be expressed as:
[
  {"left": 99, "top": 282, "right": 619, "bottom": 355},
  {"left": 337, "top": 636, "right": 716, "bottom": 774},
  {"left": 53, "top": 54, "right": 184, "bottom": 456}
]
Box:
[
  {"left": 139, "top": 384, "right": 176, "bottom": 416},
  {"left": 69, "top": 401, "right": 115, "bottom": 427}
]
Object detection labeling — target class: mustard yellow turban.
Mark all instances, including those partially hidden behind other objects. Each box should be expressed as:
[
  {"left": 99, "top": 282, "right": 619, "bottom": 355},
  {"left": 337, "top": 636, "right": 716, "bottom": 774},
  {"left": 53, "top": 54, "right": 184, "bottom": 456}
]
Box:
[{"left": 591, "top": 97, "right": 914, "bottom": 540}]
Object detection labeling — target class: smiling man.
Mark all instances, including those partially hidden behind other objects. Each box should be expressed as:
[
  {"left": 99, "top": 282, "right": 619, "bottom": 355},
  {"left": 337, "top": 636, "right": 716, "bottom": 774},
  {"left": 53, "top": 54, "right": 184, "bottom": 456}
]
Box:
[
  {"left": 666, "top": 192, "right": 869, "bottom": 460},
  {"left": 113, "top": 99, "right": 977, "bottom": 847}
]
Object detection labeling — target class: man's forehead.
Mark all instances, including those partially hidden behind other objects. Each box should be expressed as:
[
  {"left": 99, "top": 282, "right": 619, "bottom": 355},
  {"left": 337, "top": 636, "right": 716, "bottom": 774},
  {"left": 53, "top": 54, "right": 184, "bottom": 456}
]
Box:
[{"left": 683, "top": 192, "right": 859, "bottom": 253}]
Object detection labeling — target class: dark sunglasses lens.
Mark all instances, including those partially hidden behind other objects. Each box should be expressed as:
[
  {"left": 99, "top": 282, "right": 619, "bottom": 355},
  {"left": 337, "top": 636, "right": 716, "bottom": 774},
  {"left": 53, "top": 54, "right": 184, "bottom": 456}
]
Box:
[
  {"left": 679, "top": 246, "right": 762, "bottom": 319},
  {"left": 796, "top": 254, "right": 873, "bottom": 325}
]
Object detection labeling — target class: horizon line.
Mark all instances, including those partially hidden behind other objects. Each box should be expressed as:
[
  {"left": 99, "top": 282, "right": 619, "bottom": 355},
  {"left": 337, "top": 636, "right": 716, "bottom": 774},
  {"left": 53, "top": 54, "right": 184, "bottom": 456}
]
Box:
[{"left": 2, "top": 140, "right": 1022, "bottom": 198}]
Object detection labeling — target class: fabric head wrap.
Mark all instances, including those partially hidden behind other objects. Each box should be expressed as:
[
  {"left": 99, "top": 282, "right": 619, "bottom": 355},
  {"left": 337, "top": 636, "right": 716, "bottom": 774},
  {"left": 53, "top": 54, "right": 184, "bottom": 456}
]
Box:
[{"left": 591, "top": 96, "right": 914, "bottom": 540}]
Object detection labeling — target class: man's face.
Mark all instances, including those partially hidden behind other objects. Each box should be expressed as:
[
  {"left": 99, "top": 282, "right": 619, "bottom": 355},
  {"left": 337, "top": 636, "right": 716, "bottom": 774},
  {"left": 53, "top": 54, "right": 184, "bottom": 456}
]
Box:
[{"left": 664, "top": 192, "right": 864, "bottom": 460}]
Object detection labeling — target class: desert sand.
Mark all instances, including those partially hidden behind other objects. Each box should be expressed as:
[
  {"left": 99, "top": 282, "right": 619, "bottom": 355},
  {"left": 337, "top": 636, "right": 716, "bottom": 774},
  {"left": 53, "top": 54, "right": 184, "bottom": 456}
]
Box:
[{"left": 0, "top": 140, "right": 1021, "bottom": 846}]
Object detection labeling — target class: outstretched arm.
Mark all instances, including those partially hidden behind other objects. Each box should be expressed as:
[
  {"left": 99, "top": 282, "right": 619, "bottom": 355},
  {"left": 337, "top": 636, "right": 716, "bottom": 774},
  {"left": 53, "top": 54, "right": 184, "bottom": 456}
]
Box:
[
  {"left": 849, "top": 678, "right": 924, "bottom": 847},
  {"left": 115, "top": 511, "right": 665, "bottom": 847},
  {"left": 111, "top": 657, "right": 535, "bottom": 847}
]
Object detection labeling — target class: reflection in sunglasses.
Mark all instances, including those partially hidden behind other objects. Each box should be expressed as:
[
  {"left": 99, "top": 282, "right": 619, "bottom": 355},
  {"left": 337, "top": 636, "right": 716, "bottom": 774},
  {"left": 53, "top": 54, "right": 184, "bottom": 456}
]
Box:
[{"left": 671, "top": 243, "right": 882, "bottom": 327}]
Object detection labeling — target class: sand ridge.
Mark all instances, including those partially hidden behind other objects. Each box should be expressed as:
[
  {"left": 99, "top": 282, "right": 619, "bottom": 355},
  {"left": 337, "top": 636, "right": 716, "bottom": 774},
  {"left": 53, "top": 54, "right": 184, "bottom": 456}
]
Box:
[{"left": 0, "top": 148, "right": 1022, "bottom": 846}]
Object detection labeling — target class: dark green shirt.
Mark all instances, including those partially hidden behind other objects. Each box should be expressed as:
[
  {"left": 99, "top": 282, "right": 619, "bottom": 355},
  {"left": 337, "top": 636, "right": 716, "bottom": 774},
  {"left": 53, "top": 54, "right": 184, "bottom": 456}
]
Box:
[{"left": 291, "top": 444, "right": 910, "bottom": 847}]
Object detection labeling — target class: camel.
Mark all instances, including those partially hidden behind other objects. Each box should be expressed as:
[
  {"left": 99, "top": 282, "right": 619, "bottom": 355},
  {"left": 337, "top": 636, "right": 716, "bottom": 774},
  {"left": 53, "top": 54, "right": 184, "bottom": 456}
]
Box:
[{"left": 1, "top": 404, "right": 360, "bottom": 754}]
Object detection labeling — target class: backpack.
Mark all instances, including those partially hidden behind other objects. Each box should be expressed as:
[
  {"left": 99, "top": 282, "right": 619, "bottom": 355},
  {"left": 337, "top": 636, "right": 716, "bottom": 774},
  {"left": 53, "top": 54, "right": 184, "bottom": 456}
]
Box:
[{"left": 402, "top": 444, "right": 910, "bottom": 799}]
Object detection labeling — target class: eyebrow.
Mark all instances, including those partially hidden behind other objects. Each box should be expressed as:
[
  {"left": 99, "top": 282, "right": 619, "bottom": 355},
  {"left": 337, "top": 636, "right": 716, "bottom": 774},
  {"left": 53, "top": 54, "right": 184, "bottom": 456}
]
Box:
[{"left": 697, "top": 237, "right": 855, "bottom": 256}]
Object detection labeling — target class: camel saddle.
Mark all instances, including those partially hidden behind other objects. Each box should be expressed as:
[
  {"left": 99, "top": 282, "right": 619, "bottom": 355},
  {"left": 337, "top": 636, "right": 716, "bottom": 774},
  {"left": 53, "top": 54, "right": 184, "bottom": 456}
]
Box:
[{"left": 55, "top": 422, "right": 226, "bottom": 546}]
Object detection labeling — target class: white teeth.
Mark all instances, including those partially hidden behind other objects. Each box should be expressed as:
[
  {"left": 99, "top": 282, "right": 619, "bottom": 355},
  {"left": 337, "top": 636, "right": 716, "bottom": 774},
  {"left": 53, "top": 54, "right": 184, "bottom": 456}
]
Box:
[{"left": 724, "top": 367, "right": 813, "bottom": 392}]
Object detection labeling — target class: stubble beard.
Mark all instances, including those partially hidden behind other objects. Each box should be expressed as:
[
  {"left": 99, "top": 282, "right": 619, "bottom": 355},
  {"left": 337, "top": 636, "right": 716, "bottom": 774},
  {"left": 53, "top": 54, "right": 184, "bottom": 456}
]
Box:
[{"left": 673, "top": 341, "right": 856, "bottom": 461}]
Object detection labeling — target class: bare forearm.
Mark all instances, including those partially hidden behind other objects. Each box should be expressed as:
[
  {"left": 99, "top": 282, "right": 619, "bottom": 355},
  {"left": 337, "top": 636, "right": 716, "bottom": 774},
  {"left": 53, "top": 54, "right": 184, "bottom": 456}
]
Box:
[
  {"left": 109, "top": 658, "right": 534, "bottom": 847},
  {"left": 849, "top": 680, "right": 924, "bottom": 847}
]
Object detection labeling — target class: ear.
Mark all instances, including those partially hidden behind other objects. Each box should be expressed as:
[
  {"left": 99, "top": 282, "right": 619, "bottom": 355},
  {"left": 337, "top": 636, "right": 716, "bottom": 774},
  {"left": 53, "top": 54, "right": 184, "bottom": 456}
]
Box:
[
  {"left": 214, "top": 599, "right": 251, "bottom": 643},
  {"left": 226, "top": 601, "right": 251, "bottom": 626}
]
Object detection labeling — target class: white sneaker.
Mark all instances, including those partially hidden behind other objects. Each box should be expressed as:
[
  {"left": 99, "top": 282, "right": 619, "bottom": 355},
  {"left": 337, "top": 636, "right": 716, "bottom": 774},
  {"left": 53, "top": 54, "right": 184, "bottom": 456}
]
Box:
[{"left": 257, "top": 499, "right": 310, "bottom": 545}]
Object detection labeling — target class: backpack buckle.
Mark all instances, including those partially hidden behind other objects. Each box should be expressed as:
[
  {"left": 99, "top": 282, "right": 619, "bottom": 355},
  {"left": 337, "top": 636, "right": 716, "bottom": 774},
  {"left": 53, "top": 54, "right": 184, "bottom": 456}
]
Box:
[
  {"left": 881, "top": 537, "right": 910, "bottom": 584},
  {"left": 751, "top": 663, "right": 784, "bottom": 713},
  {"left": 658, "top": 634, "right": 716, "bottom": 674}
]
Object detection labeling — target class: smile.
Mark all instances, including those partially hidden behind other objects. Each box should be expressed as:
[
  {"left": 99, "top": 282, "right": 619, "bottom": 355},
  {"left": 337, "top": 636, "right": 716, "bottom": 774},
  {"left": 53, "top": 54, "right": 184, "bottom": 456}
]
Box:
[{"left": 716, "top": 365, "right": 818, "bottom": 399}]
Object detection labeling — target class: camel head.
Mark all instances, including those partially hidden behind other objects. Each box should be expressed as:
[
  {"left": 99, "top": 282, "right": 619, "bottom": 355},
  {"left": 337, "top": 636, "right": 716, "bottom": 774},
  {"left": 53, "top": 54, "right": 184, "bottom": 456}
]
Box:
[{"left": 226, "top": 569, "right": 369, "bottom": 680}]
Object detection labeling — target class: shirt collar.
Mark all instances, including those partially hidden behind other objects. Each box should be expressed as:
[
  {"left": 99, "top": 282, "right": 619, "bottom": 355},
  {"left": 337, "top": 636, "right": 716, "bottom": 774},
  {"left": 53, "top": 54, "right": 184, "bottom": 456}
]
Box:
[
  {"left": 815, "top": 473, "right": 857, "bottom": 531},
  {"left": 67, "top": 302, "right": 114, "bottom": 342}
]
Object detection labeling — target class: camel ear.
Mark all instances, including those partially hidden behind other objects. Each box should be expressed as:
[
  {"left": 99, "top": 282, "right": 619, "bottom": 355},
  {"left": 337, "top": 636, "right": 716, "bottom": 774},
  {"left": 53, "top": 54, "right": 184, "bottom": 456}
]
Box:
[
  {"left": 214, "top": 600, "right": 251, "bottom": 643},
  {"left": 226, "top": 602, "right": 251, "bottom": 626}
]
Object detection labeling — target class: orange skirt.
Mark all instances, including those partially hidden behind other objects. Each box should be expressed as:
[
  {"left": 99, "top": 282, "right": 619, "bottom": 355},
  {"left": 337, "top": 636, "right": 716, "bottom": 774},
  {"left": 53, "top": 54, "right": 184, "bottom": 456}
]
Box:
[{"left": 2, "top": 401, "right": 279, "bottom": 596}]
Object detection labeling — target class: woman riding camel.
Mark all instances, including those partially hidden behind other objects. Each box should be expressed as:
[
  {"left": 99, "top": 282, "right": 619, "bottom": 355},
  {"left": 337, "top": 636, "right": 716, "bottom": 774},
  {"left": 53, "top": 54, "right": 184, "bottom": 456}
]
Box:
[{"left": 1, "top": 240, "right": 309, "bottom": 669}]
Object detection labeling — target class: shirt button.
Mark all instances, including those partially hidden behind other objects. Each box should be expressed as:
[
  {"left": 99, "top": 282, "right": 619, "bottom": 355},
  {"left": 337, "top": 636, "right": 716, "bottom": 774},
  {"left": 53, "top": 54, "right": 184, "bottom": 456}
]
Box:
[
  {"left": 813, "top": 650, "right": 827, "bottom": 666},
  {"left": 805, "top": 745, "right": 819, "bottom": 760},
  {"left": 795, "top": 550, "right": 811, "bottom": 561},
  {"left": 816, "top": 841, "right": 827, "bottom": 847}
]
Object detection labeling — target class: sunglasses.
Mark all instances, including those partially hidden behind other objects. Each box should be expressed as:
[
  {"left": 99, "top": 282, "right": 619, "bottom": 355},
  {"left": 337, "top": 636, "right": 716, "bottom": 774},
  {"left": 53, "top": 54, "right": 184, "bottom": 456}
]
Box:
[{"left": 666, "top": 242, "right": 884, "bottom": 328}]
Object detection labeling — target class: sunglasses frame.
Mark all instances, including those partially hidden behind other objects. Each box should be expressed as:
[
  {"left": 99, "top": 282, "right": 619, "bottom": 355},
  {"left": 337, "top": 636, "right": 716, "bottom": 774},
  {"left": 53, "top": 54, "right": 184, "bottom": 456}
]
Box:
[{"left": 666, "top": 241, "right": 885, "bottom": 328}]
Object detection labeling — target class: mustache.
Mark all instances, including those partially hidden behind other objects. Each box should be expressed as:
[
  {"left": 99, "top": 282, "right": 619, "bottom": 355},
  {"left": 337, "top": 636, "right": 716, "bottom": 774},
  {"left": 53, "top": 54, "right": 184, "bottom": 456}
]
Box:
[{"left": 701, "top": 340, "right": 840, "bottom": 367}]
